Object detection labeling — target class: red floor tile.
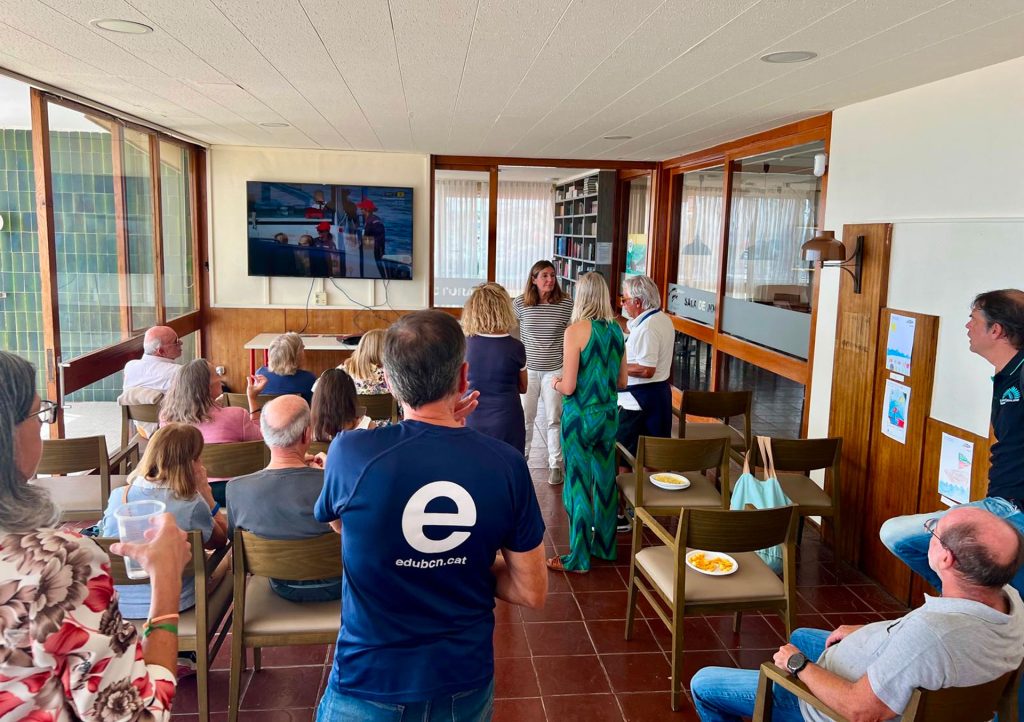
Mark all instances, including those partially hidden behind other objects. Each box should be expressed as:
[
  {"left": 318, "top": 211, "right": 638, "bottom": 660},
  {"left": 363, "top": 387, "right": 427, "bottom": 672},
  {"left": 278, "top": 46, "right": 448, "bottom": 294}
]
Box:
[
  {"left": 494, "top": 599, "right": 523, "bottom": 623},
  {"left": 533, "top": 655, "right": 611, "bottom": 696},
  {"left": 847, "top": 584, "right": 909, "bottom": 613},
  {"left": 647, "top": 616, "right": 729, "bottom": 653},
  {"left": 575, "top": 590, "right": 632, "bottom": 620},
  {"left": 800, "top": 585, "right": 875, "bottom": 614},
  {"left": 525, "top": 621, "right": 597, "bottom": 656},
  {"left": 601, "top": 652, "right": 673, "bottom": 693},
  {"left": 706, "top": 613, "right": 784, "bottom": 650},
  {"left": 240, "top": 667, "right": 325, "bottom": 711},
  {"left": 568, "top": 565, "right": 628, "bottom": 592},
  {"left": 730, "top": 648, "right": 779, "bottom": 670},
  {"left": 172, "top": 669, "right": 250, "bottom": 714},
  {"left": 494, "top": 623, "right": 532, "bottom": 658},
  {"left": 494, "top": 657, "right": 540, "bottom": 699},
  {"left": 618, "top": 691, "right": 700, "bottom": 720},
  {"left": 679, "top": 650, "right": 736, "bottom": 690},
  {"left": 493, "top": 697, "right": 546, "bottom": 722},
  {"left": 521, "top": 592, "right": 582, "bottom": 622},
  {"left": 588, "top": 619, "right": 661, "bottom": 655},
  {"left": 544, "top": 693, "right": 624, "bottom": 721}
]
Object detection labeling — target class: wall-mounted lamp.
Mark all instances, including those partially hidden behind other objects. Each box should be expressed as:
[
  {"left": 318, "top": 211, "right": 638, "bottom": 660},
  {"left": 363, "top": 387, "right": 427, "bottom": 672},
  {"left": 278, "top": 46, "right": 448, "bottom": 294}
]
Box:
[{"left": 801, "top": 230, "right": 864, "bottom": 293}]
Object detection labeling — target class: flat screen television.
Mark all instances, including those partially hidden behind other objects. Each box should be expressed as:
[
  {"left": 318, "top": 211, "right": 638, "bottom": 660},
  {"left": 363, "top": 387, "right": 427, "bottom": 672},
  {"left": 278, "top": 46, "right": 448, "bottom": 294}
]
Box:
[{"left": 247, "top": 181, "right": 413, "bottom": 280}]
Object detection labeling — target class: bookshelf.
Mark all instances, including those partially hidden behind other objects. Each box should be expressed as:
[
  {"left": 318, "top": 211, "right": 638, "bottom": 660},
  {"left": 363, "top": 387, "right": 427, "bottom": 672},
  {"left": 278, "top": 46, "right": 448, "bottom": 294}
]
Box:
[{"left": 552, "top": 170, "right": 616, "bottom": 299}]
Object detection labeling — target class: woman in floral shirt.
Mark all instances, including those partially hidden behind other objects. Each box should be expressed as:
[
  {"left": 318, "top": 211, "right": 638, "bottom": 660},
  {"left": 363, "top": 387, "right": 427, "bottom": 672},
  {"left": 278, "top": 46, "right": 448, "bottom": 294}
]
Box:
[
  {"left": 341, "top": 328, "right": 388, "bottom": 395},
  {"left": 0, "top": 350, "right": 191, "bottom": 721}
]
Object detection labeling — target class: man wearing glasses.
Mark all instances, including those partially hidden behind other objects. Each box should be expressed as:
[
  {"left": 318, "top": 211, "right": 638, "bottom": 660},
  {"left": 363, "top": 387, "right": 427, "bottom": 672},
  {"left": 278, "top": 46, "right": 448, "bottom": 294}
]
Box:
[
  {"left": 691, "top": 506, "right": 1024, "bottom": 722},
  {"left": 123, "top": 326, "right": 184, "bottom": 393}
]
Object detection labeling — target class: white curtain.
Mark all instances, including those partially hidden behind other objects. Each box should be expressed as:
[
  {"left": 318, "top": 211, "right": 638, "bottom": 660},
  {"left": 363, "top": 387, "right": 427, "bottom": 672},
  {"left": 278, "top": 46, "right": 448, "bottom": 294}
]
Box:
[
  {"left": 677, "top": 174, "right": 724, "bottom": 291},
  {"left": 495, "top": 180, "right": 554, "bottom": 296},
  {"left": 433, "top": 178, "right": 488, "bottom": 306}
]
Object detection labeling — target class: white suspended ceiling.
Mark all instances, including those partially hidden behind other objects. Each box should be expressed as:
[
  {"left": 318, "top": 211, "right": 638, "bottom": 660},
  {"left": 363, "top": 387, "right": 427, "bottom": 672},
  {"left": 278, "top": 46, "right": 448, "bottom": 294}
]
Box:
[{"left": 1, "top": 0, "right": 1022, "bottom": 161}]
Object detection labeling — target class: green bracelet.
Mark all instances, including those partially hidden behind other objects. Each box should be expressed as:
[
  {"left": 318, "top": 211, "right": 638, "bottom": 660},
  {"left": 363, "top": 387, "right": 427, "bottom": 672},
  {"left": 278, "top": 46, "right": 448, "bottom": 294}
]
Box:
[{"left": 143, "top": 622, "right": 178, "bottom": 638}]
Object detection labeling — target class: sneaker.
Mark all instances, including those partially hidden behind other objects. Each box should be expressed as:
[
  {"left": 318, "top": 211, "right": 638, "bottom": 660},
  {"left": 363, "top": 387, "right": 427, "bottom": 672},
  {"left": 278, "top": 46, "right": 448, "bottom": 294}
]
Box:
[
  {"left": 616, "top": 514, "right": 632, "bottom": 533},
  {"left": 548, "top": 467, "right": 564, "bottom": 485}
]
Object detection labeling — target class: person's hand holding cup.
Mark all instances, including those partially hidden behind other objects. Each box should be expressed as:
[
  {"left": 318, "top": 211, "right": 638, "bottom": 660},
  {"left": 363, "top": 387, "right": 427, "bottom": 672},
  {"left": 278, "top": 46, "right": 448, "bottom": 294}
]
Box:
[{"left": 110, "top": 507, "right": 190, "bottom": 580}]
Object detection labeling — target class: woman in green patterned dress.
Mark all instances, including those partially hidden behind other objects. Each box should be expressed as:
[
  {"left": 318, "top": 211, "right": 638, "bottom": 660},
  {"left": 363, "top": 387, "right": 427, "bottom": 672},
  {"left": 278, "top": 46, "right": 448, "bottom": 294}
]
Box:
[{"left": 548, "top": 273, "right": 627, "bottom": 573}]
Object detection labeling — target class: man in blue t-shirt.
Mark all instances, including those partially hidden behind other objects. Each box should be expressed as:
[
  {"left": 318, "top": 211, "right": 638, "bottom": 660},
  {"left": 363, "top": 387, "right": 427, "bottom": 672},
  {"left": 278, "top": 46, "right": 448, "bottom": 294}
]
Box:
[{"left": 314, "top": 310, "right": 547, "bottom": 720}]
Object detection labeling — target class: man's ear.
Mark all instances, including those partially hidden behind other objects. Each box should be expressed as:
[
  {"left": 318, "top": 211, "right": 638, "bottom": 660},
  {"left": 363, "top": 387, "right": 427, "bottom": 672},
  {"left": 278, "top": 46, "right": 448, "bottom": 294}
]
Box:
[
  {"left": 989, "top": 321, "right": 1007, "bottom": 341},
  {"left": 301, "top": 425, "right": 311, "bottom": 444},
  {"left": 458, "top": 361, "right": 469, "bottom": 395}
]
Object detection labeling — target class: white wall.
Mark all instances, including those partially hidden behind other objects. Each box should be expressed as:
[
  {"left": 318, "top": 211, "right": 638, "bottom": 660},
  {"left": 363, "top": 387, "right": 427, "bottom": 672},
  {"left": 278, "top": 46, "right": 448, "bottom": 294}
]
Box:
[
  {"left": 810, "top": 56, "right": 1024, "bottom": 439},
  {"left": 208, "top": 146, "right": 430, "bottom": 309}
]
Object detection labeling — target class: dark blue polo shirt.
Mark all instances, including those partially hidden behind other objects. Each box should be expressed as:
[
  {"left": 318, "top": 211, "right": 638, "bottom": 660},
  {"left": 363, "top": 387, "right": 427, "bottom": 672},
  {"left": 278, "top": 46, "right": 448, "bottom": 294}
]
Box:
[{"left": 988, "top": 349, "right": 1024, "bottom": 502}]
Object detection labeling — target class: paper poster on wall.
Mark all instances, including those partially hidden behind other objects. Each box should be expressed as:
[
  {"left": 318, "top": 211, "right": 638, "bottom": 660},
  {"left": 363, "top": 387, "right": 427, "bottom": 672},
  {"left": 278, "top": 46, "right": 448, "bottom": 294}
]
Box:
[
  {"left": 881, "top": 379, "right": 911, "bottom": 444},
  {"left": 937, "top": 432, "right": 973, "bottom": 506},
  {"left": 885, "top": 314, "right": 916, "bottom": 376},
  {"left": 595, "top": 242, "right": 613, "bottom": 265}
]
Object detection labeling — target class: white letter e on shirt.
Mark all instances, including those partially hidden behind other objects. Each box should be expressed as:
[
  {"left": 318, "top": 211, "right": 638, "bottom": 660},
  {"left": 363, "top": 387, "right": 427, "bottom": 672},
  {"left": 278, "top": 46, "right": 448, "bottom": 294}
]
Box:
[{"left": 401, "top": 481, "right": 477, "bottom": 554}]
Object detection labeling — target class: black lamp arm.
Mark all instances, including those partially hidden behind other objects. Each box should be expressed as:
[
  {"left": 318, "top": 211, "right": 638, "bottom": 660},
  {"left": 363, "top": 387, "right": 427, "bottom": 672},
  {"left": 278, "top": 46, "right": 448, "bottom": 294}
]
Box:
[{"left": 823, "top": 235, "right": 864, "bottom": 294}]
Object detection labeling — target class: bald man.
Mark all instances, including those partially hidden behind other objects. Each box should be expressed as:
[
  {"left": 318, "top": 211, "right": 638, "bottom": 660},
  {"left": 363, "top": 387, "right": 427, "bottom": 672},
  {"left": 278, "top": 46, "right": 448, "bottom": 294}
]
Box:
[
  {"left": 123, "top": 325, "right": 184, "bottom": 392},
  {"left": 226, "top": 395, "right": 341, "bottom": 602},
  {"left": 691, "top": 506, "right": 1024, "bottom": 722}
]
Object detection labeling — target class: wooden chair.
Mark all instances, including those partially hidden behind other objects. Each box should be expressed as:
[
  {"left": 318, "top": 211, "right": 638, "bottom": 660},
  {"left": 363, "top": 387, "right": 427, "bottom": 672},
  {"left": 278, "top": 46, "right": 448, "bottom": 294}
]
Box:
[
  {"left": 616, "top": 436, "right": 730, "bottom": 517},
  {"left": 31, "top": 436, "right": 129, "bottom": 521},
  {"left": 358, "top": 392, "right": 398, "bottom": 422},
  {"left": 626, "top": 505, "right": 797, "bottom": 711},
  {"left": 307, "top": 440, "right": 331, "bottom": 456},
  {"left": 94, "top": 532, "right": 232, "bottom": 722},
  {"left": 220, "top": 393, "right": 280, "bottom": 411},
  {"left": 228, "top": 530, "right": 343, "bottom": 722},
  {"left": 752, "top": 659, "right": 1022, "bottom": 722},
  {"left": 749, "top": 437, "right": 842, "bottom": 547},
  {"left": 117, "top": 403, "right": 161, "bottom": 473},
  {"left": 675, "top": 390, "right": 752, "bottom": 464},
  {"left": 199, "top": 440, "right": 269, "bottom": 479}
]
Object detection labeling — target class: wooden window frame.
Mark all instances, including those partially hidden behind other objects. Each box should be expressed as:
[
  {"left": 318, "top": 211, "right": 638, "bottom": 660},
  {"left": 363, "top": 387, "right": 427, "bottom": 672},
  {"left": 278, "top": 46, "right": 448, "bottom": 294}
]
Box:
[{"left": 30, "top": 88, "right": 204, "bottom": 436}]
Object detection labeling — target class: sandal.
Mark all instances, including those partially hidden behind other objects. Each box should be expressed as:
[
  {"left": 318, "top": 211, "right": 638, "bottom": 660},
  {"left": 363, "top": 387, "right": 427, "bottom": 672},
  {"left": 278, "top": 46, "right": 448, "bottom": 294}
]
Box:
[{"left": 546, "top": 555, "right": 588, "bottom": 575}]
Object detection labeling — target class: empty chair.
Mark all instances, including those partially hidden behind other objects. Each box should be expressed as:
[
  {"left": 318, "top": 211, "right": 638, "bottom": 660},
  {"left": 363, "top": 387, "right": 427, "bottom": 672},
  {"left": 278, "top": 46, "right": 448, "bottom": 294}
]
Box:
[
  {"left": 675, "top": 389, "right": 752, "bottom": 463},
  {"left": 626, "top": 505, "right": 797, "bottom": 711},
  {"left": 616, "top": 436, "right": 730, "bottom": 517},
  {"left": 31, "top": 436, "right": 129, "bottom": 521},
  {"left": 228, "top": 530, "right": 343, "bottom": 722},
  {"left": 749, "top": 436, "right": 842, "bottom": 547}
]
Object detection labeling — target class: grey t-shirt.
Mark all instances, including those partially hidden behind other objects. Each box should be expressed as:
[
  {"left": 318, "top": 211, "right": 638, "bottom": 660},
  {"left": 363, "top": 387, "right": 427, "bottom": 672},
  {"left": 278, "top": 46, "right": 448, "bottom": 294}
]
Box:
[
  {"left": 227, "top": 466, "right": 333, "bottom": 540},
  {"left": 801, "top": 587, "right": 1024, "bottom": 722}
]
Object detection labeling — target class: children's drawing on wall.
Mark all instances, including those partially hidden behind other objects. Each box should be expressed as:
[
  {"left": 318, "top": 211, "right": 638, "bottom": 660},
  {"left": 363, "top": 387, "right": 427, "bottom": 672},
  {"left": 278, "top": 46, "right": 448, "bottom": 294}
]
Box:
[
  {"left": 881, "top": 379, "right": 911, "bottom": 444},
  {"left": 885, "top": 314, "right": 916, "bottom": 376}
]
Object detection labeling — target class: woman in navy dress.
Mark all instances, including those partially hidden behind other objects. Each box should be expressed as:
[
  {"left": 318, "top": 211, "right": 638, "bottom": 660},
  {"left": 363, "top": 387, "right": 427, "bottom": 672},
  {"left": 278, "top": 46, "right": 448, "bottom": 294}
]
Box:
[
  {"left": 462, "top": 283, "right": 528, "bottom": 451},
  {"left": 255, "top": 331, "right": 317, "bottom": 403}
]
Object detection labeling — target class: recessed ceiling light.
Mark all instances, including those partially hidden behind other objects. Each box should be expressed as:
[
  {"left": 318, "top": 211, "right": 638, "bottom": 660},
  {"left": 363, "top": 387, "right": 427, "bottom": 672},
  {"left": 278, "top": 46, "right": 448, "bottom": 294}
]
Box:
[
  {"left": 603, "top": 135, "right": 632, "bottom": 141},
  {"left": 259, "top": 122, "right": 290, "bottom": 128},
  {"left": 760, "top": 50, "right": 817, "bottom": 64},
  {"left": 90, "top": 18, "right": 153, "bottom": 34}
]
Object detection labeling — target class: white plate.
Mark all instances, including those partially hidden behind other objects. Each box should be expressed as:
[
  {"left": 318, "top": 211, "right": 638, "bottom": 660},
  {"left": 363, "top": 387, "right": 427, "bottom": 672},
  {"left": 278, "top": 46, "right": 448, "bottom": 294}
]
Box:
[
  {"left": 685, "top": 550, "right": 739, "bottom": 576},
  {"left": 649, "top": 472, "right": 691, "bottom": 491}
]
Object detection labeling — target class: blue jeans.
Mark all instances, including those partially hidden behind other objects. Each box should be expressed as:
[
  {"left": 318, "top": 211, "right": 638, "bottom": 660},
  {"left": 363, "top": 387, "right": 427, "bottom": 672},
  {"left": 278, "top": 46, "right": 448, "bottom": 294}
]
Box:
[
  {"left": 691, "top": 628, "right": 829, "bottom": 722},
  {"left": 878, "top": 497, "right": 1024, "bottom": 595},
  {"left": 316, "top": 679, "right": 494, "bottom": 722},
  {"left": 269, "top": 577, "right": 343, "bottom": 602}
]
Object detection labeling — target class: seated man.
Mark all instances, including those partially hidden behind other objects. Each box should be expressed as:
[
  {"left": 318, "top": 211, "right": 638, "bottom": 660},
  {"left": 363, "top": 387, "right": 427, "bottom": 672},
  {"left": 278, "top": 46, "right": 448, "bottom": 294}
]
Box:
[
  {"left": 226, "top": 394, "right": 340, "bottom": 602},
  {"left": 123, "top": 325, "right": 184, "bottom": 392},
  {"left": 690, "top": 506, "right": 1024, "bottom": 722}
]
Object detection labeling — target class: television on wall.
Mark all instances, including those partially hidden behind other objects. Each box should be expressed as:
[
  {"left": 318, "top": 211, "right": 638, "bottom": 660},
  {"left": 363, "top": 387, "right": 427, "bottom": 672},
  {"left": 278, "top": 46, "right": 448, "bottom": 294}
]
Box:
[{"left": 247, "top": 181, "right": 413, "bottom": 280}]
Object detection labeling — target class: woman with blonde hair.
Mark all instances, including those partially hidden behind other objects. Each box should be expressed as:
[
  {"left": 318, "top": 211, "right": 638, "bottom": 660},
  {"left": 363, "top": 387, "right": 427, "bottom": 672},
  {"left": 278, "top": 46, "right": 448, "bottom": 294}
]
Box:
[
  {"left": 462, "top": 283, "right": 528, "bottom": 451},
  {"left": 100, "top": 423, "right": 228, "bottom": 620},
  {"left": 256, "top": 331, "right": 317, "bottom": 402},
  {"left": 548, "top": 272, "right": 626, "bottom": 573},
  {"left": 342, "top": 328, "right": 388, "bottom": 395},
  {"left": 0, "top": 350, "right": 191, "bottom": 720},
  {"left": 514, "top": 260, "right": 574, "bottom": 484}
]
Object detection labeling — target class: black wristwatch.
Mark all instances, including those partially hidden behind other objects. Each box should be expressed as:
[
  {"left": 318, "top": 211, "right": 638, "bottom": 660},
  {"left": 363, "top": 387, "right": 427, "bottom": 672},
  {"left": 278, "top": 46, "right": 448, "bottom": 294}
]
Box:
[{"left": 786, "top": 652, "right": 809, "bottom": 677}]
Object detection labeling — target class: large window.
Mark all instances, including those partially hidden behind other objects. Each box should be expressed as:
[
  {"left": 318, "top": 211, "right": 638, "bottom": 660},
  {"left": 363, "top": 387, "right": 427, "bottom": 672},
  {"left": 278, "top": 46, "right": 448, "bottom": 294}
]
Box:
[
  {"left": 624, "top": 175, "right": 651, "bottom": 277},
  {"left": 160, "top": 140, "right": 196, "bottom": 319},
  {"left": 495, "top": 180, "right": 554, "bottom": 297},
  {"left": 433, "top": 171, "right": 489, "bottom": 307},
  {"left": 123, "top": 127, "right": 157, "bottom": 330},
  {"left": 671, "top": 165, "right": 725, "bottom": 325}
]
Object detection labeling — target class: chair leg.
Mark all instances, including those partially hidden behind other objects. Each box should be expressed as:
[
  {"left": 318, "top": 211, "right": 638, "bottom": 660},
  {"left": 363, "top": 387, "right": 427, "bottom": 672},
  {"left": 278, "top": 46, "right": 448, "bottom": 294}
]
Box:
[
  {"left": 796, "top": 515, "right": 805, "bottom": 546},
  {"left": 253, "top": 647, "right": 262, "bottom": 672},
  {"left": 670, "top": 613, "right": 685, "bottom": 712},
  {"left": 196, "top": 649, "right": 209, "bottom": 722},
  {"left": 733, "top": 611, "right": 742, "bottom": 634},
  {"left": 624, "top": 516, "right": 642, "bottom": 640},
  {"left": 228, "top": 635, "right": 244, "bottom": 722}
]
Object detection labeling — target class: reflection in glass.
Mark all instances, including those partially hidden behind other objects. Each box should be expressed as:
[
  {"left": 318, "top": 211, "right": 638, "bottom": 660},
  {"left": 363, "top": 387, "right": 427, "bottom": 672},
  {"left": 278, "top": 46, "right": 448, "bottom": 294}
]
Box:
[
  {"left": 433, "top": 171, "right": 489, "bottom": 307},
  {"left": 122, "top": 128, "right": 156, "bottom": 329},
  {"left": 160, "top": 141, "right": 196, "bottom": 319},
  {"left": 624, "top": 175, "right": 650, "bottom": 276},
  {"left": 722, "top": 354, "right": 804, "bottom": 439}
]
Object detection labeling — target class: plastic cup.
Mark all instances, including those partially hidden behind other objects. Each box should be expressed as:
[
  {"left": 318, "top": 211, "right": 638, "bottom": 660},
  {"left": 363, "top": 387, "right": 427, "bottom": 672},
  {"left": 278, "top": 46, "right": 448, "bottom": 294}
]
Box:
[{"left": 113, "top": 500, "right": 165, "bottom": 580}]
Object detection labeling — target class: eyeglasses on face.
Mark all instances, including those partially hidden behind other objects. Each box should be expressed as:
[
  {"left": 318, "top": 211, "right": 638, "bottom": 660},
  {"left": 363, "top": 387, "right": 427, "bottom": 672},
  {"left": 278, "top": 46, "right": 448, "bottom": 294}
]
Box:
[
  {"left": 32, "top": 399, "right": 59, "bottom": 425},
  {"left": 923, "top": 517, "right": 955, "bottom": 559}
]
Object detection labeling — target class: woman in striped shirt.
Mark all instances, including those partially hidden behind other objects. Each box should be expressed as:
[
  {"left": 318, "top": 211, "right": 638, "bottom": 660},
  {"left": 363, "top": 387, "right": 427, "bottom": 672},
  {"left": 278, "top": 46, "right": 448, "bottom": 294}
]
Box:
[{"left": 513, "top": 260, "right": 574, "bottom": 484}]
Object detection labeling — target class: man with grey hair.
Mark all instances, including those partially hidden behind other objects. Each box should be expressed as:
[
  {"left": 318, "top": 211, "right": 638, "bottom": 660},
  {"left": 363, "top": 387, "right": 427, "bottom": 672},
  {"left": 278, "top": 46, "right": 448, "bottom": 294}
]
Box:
[
  {"left": 226, "top": 394, "right": 340, "bottom": 602},
  {"left": 691, "top": 505, "right": 1024, "bottom": 721},
  {"left": 123, "top": 325, "right": 184, "bottom": 392}
]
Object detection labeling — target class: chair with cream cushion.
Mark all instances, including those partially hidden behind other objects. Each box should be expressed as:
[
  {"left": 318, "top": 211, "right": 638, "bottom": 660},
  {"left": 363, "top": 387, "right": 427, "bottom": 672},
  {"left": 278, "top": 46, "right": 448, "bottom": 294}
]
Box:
[
  {"left": 95, "top": 531, "right": 232, "bottom": 722},
  {"left": 675, "top": 390, "right": 752, "bottom": 464},
  {"left": 227, "top": 530, "right": 343, "bottom": 722},
  {"left": 31, "top": 435, "right": 130, "bottom": 521},
  {"left": 626, "top": 505, "right": 797, "bottom": 711},
  {"left": 616, "top": 436, "right": 730, "bottom": 517}
]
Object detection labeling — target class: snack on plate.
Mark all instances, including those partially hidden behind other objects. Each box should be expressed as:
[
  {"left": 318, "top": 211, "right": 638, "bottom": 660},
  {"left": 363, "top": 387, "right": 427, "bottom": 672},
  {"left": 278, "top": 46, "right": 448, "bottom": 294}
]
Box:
[
  {"left": 688, "top": 552, "right": 735, "bottom": 574},
  {"left": 651, "top": 472, "right": 686, "bottom": 485}
]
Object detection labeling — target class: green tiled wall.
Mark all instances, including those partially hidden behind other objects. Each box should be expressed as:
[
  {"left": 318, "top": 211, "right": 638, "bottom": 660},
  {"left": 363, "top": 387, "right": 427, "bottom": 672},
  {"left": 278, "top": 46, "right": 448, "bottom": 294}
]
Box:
[{"left": 0, "top": 129, "right": 190, "bottom": 402}]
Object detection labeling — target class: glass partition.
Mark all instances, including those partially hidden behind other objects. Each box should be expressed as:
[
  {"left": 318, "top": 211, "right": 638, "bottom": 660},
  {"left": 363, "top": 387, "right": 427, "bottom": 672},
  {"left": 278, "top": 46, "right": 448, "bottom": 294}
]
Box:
[
  {"left": 122, "top": 127, "right": 156, "bottom": 330},
  {"left": 495, "top": 176, "right": 554, "bottom": 297},
  {"left": 669, "top": 166, "right": 725, "bottom": 326},
  {"left": 433, "top": 170, "right": 489, "bottom": 307},
  {"left": 721, "top": 142, "right": 823, "bottom": 359},
  {"left": 160, "top": 141, "right": 196, "bottom": 319}
]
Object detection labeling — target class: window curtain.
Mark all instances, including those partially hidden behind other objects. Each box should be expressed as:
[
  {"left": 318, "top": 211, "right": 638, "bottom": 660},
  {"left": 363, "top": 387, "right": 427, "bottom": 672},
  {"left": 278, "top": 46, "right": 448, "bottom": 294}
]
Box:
[
  {"left": 627, "top": 181, "right": 649, "bottom": 235},
  {"left": 495, "top": 180, "right": 554, "bottom": 296},
  {"left": 677, "top": 181, "right": 724, "bottom": 292},
  {"left": 433, "top": 178, "right": 489, "bottom": 305}
]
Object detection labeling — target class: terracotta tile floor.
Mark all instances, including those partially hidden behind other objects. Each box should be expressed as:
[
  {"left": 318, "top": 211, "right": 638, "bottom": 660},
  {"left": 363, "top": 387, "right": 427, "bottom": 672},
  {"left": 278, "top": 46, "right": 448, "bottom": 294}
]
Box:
[{"left": 167, "top": 416, "right": 909, "bottom": 720}]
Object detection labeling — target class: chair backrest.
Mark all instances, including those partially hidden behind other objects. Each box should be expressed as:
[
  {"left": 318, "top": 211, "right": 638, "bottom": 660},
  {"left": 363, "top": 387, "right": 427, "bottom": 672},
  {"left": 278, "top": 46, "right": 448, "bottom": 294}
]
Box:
[
  {"left": 902, "top": 663, "right": 1022, "bottom": 722},
  {"left": 679, "top": 390, "right": 751, "bottom": 422},
  {"left": 120, "top": 403, "right": 161, "bottom": 448},
  {"left": 37, "top": 436, "right": 110, "bottom": 477},
  {"left": 634, "top": 436, "right": 730, "bottom": 508},
  {"left": 358, "top": 392, "right": 398, "bottom": 422},
  {"left": 307, "top": 440, "right": 330, "bottom": 456},
  {"left": 200, "top": 441, "right": 269, "bottom": 479},
  {"left": 683, "top": 506, "right": 797, "bottom": 555},
  {"left": 751, "top": 437, "right": 841, "bottom": 474},
  {"left": 234, "top": 530, "right": 342, "bottom": 581},
  {"left": 94, "top": 530, "right": 202, "bottom": 585},
  {"left": 221, "top": 393, "right": 280, "bottom": 410}
]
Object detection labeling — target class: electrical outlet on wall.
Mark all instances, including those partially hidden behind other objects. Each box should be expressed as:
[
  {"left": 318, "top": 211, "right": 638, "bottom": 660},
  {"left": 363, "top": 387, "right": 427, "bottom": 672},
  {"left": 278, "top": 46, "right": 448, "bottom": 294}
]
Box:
[{"left": 314, "top": 292, "right": 328, "bottom": 306}]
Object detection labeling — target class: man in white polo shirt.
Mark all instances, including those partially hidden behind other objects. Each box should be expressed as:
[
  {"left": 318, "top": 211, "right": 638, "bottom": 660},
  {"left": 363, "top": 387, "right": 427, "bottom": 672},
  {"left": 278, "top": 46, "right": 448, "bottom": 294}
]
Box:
[{"left": 123, "top": 326, "right": 183, "bottom": 393}]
